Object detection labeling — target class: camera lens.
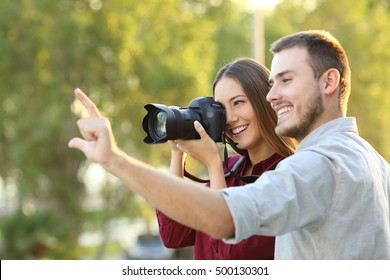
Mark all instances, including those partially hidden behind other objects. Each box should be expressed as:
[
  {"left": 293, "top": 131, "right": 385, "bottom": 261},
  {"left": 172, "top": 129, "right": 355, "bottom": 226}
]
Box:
[
  {"left": 143, "top": 104, "right": 176, "bottom": 144},
  {"left": 154, "top": 111, "right": 167, "bottom": 138},
  {"left": 142, "top": 97, "right": 225, "bottom": 144}
]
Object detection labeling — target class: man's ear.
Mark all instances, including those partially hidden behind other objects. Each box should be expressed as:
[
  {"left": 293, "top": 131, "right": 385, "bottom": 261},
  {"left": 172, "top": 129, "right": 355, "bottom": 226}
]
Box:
[{"left": 321, "top": 68, "right": 340, "bottom": 96}]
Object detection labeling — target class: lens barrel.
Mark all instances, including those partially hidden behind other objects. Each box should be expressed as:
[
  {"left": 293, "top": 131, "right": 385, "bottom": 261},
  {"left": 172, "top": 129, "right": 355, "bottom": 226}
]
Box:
[
  {"left": 142, "top": 104, "right": 201, "bottom": 144},
  {"left": 142, "top": 97, "right": 225, "bottom": 144}
]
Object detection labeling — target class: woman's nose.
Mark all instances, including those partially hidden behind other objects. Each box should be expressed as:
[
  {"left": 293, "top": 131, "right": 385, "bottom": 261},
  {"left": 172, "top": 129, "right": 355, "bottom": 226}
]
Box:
[{"left": 225, "top": 108, "right": 238, "bottom": 124}]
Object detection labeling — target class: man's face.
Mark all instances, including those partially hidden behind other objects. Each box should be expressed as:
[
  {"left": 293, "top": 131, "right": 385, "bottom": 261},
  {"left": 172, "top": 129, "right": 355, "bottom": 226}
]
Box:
[{"left": 267, "top": 46, "right": 324, "bottom": 141}]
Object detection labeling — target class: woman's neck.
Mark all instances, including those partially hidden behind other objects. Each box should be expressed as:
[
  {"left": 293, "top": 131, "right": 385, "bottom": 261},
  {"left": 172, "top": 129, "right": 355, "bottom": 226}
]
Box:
[{"left": 247, "top": 143, "right": 275, "bottom": 166}]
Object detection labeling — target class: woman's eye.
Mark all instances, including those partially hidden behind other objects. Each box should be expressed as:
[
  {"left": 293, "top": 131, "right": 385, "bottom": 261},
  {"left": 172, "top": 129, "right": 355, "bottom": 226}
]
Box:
[{"left": 283, "top": 78, "right": 292, "bottom": 83}]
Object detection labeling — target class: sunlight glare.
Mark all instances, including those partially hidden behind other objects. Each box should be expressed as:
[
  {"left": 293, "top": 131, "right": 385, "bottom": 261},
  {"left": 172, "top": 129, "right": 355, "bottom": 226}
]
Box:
[{"left": 246, "top": 0, "right": 282, "bottom": 10}]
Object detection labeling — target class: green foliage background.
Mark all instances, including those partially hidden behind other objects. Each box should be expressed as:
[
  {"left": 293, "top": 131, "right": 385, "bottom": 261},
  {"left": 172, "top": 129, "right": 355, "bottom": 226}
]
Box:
[{"left": 0, "top": 0, "right": 389, "bottom": 259}]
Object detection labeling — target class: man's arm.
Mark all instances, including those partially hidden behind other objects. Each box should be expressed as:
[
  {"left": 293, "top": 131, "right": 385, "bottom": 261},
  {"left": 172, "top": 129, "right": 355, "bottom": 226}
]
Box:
[{"left": 68, "top": 88, "right": 235, "bottom": 239}]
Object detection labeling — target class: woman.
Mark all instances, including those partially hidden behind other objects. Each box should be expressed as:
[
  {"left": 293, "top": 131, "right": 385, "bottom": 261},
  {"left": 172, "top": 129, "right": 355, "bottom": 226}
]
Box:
[{"left": 156, "top": 58, "right": 296, "bottom": 259}]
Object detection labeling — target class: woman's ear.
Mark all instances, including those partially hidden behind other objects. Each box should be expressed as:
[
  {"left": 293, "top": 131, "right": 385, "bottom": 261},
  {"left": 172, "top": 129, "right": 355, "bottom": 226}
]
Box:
[{"left": 321, "top": 68, "right": 340, "bottom": 96}]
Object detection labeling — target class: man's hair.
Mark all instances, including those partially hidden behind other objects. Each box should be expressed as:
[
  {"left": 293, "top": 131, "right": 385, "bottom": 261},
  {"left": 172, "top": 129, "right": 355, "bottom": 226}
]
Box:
[{"left": 270, "top": 30, "right": 351, "bottom": 113}]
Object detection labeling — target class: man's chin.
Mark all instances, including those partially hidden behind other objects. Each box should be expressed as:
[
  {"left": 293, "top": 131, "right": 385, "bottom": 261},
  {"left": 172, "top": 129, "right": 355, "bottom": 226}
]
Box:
[
  {"left": 276, "top": 126, "right": 298, "bottom": 139},
  {"left": 275, "top": 124, "right": 289, "bottom": 137}
]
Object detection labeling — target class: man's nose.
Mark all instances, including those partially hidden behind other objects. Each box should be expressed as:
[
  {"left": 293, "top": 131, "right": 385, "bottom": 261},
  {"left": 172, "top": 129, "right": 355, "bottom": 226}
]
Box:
[{"left": 266, "top": 85, "right": 279, "bottom": 103}]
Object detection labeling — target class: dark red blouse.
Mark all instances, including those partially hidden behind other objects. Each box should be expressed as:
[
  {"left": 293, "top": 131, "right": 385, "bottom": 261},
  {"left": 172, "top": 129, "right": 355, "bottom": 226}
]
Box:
[{"left": 156, "top": 153, "right": 283, "bottom": 260}]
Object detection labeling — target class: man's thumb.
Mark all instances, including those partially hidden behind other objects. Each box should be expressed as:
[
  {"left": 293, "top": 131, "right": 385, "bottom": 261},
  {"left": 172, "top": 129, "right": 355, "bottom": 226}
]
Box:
[{"left": 68, "top": 137, "right": 85, "bottom": 151}]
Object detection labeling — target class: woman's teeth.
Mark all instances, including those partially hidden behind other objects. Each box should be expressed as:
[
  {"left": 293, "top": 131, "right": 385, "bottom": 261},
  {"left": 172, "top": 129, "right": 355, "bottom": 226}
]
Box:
[{"left": 231, "top": 125, "right": 248, "bottom": 135}]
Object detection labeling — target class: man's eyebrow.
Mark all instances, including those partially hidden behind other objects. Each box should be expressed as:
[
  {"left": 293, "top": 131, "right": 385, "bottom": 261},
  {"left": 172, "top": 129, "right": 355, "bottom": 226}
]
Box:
[{"left": 269, "top": 70, "right": 293, "bottom": 84}]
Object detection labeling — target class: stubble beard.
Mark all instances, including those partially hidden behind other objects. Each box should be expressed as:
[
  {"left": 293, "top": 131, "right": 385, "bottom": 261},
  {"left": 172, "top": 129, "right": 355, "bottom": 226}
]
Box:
[{"left": 275, "top": 88, "right": 324, "bottom": 141}]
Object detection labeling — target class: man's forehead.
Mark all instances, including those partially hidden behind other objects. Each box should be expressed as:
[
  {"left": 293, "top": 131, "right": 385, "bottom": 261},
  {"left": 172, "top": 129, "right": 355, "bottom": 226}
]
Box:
[{"left": 270, "top": 47, "right": 308, "bottom": 77}]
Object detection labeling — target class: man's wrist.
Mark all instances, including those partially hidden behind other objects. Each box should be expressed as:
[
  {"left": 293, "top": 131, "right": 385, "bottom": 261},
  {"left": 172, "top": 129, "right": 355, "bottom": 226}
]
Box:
[{"left": 102, "top": 148, "right": 125, "bottom": 174}]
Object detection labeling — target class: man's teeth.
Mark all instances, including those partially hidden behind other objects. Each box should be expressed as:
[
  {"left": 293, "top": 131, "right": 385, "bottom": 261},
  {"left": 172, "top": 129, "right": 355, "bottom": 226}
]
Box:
[
  {"left": 277, "top": 107, "right": 292, "bottom": 116},
  {"left": 231, "top": 125, "right": 248, "bottom": 135}
]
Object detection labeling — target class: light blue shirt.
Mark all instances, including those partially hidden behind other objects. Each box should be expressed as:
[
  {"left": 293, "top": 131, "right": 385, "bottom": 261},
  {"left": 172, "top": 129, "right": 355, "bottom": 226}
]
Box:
[{"left": 221, "top": 117, "right": 390, "bottom": 259}]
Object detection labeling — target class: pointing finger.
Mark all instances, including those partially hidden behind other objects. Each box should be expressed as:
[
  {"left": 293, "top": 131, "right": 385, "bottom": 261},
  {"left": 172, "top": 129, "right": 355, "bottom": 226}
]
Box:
[{"left": 74, "top": 88, "right": 102, "bottom": 118}]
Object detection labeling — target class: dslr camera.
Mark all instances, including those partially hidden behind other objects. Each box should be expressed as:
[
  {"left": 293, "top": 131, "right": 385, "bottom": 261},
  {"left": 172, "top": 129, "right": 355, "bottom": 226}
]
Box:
[{"left": 142, "top": 97, "right": 226, "bottom": 144}]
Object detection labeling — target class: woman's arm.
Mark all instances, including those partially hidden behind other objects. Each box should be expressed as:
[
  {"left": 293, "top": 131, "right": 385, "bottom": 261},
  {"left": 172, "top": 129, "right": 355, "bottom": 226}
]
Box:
[
  {"left": 174, "top": 121, "right": 228, "bottom": 190},
  {"left": 168, "top": 141, "right": 186, "bottom": 177}
]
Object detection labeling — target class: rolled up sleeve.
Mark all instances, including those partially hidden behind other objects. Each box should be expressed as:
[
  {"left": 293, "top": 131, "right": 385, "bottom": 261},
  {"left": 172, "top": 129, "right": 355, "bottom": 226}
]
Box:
[{"left": 220, "top": 152, "right": 334, "bottom": 244}]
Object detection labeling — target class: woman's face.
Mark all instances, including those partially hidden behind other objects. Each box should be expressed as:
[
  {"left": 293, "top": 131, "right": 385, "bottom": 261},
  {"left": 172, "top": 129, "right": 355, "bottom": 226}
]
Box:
[{"left": 214, "top": 77, "right": 263, "bottom": 151}]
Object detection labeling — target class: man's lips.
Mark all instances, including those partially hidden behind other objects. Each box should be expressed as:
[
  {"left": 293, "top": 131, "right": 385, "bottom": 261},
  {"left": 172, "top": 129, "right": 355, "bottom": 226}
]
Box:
[{"left": 272, "top": 104, "right": 293, "bottom": 119}]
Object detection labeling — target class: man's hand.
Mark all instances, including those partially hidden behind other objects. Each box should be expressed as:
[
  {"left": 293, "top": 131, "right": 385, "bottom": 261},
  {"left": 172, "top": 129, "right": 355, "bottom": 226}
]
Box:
[
  {"left": 68, "top": 89, "right": 234, "bottom": 238},
  {"left": 68, "top": 88, "right": 118, "bottom": 167}
]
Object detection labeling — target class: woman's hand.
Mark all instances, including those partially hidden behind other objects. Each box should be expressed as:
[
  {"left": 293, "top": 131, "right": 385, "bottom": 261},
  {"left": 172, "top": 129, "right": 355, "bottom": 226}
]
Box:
[
  {"left": 174, "top": 121, "right": 227, "bottom": 189},
  {"left": 174, "top": 121, "right": 222, "bottom": 168}
]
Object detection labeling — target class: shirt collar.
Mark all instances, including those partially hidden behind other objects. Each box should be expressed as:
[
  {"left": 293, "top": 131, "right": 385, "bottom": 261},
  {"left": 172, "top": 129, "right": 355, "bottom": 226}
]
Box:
[{"left": 297, "top": 117, "right": 358, "bottom": 151}]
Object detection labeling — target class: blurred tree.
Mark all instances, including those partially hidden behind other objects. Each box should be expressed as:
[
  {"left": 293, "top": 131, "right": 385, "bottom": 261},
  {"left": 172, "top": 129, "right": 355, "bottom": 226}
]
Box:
[
  {"left": 0, "top": 0, "right": 88, "bottom": 259},
  {"left": 1, "top": 209, "right": 78, "bottom": 259},
  {"left": 0, "top": 0, "right": 253, "bottom": 259},
  {"left": 5, "top": 0, "right": 387, "bottom": 260},
  {"left": 0, "top": 0, "right": 390, "bottom": 258}
]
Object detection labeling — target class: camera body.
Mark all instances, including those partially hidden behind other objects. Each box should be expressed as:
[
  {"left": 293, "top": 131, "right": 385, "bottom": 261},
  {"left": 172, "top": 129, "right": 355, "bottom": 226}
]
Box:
[{"left": 142, "top": 97, "right": 226, "bottom": 144}]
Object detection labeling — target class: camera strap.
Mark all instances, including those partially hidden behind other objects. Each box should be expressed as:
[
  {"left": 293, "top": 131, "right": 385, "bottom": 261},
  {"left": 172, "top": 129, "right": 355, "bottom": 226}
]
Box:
[{"left": 221, "top": 135, "right": 259, "bottom": 184}]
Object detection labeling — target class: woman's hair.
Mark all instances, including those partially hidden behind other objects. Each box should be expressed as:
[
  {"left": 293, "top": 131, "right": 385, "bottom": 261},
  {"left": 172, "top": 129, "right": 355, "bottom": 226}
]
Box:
[{"left": 212, "top": 57, "right": 296, "bottom": 157}]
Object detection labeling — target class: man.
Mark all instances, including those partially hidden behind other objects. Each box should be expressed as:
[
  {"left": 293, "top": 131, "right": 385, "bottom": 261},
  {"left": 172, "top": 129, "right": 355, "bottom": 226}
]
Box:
[{"left": 69, "top": 30, "right": 390, "bottom": 259}]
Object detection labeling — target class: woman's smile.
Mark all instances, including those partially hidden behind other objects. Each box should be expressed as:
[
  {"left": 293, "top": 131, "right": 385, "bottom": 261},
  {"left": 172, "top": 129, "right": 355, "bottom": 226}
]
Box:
[{"left": 230, "top": 124, "right": 249, "bottom": 136}]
